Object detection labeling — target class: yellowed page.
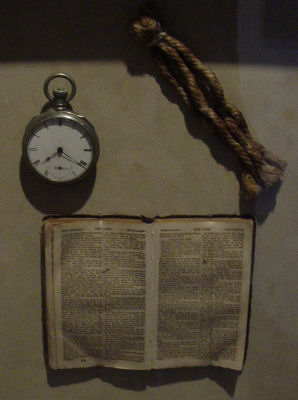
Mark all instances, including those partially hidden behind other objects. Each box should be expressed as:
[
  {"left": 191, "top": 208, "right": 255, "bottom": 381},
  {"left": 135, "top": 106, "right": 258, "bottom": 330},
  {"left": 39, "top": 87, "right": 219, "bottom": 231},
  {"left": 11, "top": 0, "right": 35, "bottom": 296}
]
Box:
[
  {"left": 152, "top": 217, "right": 253, "bottom": 371},
  {"left": 43, "top": 218, "right": 153, "bottom": 370}
]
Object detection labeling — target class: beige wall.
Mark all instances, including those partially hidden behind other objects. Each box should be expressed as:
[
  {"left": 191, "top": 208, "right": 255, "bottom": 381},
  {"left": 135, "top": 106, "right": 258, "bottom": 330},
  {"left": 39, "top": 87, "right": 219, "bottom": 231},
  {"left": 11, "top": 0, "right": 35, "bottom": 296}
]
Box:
[{"left": 1, "top": 1, "right": 297, "bottom": 399}]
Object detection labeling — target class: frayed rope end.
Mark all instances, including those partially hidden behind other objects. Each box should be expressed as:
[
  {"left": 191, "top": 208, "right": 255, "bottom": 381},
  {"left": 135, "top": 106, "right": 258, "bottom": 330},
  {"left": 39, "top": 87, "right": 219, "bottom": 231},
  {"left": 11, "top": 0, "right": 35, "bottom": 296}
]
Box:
[
  {"left": 241, "top": 151, "right": 287, "bottom": 199},
  {"left": 259, "top": 151, "right": 287, "bottom": 189}
]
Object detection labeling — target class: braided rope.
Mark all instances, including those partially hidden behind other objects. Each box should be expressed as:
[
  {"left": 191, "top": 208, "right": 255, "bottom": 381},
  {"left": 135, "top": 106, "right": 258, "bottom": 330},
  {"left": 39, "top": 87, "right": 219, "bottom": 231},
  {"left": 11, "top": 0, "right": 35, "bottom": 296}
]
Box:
[{"left": 130, "top": 4, "right": 286, "bottom": 198}]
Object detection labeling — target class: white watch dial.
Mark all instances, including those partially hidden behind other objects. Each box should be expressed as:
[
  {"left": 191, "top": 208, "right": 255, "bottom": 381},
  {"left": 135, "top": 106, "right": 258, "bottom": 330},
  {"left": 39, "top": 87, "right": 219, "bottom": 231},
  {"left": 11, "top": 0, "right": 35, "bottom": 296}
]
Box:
[{"left": 26, "top": 118, "right": 94, "bottom": 183}]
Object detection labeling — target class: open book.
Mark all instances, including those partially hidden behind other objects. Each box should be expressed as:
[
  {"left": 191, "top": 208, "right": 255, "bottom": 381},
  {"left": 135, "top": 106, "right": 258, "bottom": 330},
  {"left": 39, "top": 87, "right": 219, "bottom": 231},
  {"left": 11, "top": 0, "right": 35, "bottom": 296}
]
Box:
[{"left": 42, "top": 216, "right": 254, "bottom": 371}]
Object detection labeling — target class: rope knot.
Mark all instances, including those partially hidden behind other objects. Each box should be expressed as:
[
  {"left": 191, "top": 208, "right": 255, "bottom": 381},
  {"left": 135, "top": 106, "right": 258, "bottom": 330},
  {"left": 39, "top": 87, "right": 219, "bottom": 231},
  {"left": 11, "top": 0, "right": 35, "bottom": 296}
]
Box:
[
  {"left": 130, "top": 3, "right": 166, "bottom": 47},
  {"left": 131, "top": 15, "right": 166, "bottom": 46}
]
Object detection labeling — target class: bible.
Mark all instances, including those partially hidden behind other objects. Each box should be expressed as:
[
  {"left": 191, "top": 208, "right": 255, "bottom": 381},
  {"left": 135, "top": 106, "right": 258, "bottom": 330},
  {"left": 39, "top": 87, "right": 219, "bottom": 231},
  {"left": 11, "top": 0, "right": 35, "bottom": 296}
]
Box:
[{"left": 42, "top": 216, "right": 254, "bottom": 371}]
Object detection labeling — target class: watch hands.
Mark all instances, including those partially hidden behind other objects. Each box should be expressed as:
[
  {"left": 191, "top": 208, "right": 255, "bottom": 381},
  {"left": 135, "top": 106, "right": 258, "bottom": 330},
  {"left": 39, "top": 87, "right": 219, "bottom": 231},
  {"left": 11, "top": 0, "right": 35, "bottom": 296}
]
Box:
[
  {"left": 60, "top": 151, "right": 87, "bottom": 169},
  {"left": 61, "top": 155, "right": 87, "bottom": 169},
  {"left": 41, "top": 151, "right": 57, "bottom": 164},
  {"left": 40, "top": 148, "right": 86, "bottom": 169}
]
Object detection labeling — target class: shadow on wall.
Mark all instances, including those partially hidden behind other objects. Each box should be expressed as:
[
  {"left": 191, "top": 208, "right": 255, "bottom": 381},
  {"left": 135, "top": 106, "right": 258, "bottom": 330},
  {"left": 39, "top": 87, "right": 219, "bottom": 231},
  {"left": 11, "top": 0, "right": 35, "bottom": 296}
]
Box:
[
  {"left": 46, "top": 365, "right": 240, "bottom": 397},
  {"left": 0, "top": 0, "right": 238, "bottom": 63},
  {"left": 0, "top": 0, "right": 296, "bottom": 64},
  {"left": 20, "top": 157, "right": 97, "bottom": 214},
  {"left": 262, "top": 0, "right": 298, "bottom": 45}
]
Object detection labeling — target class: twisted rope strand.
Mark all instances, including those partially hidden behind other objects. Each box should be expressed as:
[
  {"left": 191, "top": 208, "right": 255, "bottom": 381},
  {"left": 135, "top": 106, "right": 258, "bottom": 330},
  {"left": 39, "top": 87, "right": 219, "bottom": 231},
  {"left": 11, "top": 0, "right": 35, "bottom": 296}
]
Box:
[
  {"left": 155, "top": 38, "right": 263, "bottom": 192},
  {"left": 165, "top": 35, "right": 225, "bottom": 103},
  {"left": 162, "top": 35, "right": 267, "bottom": 169},
  {"left": 157, "top": 40, "right": 262, "bottom": 181},
  {"left": 154, "top": 45, "right": 263, "bottom": 196},
  {"left": 130, "top": 4, "right": 286, "bottom": 198},
  {"left": 152, "top": 48, "right": 191, "bottom": 106}
]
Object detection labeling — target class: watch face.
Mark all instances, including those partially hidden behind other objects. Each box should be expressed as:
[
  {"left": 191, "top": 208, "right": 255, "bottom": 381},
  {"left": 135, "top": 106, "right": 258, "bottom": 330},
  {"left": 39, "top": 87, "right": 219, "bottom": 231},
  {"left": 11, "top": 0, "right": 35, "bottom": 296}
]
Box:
[{"left": 23, "top": 112, "right": 99, "bottom": 183}]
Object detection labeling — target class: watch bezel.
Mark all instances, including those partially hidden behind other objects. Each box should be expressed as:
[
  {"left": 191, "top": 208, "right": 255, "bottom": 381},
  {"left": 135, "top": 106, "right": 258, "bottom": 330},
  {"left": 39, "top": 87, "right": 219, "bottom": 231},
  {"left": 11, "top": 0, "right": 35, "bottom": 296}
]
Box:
[{"left": 22, "top": 110, "right": 99, "bottom": 185}]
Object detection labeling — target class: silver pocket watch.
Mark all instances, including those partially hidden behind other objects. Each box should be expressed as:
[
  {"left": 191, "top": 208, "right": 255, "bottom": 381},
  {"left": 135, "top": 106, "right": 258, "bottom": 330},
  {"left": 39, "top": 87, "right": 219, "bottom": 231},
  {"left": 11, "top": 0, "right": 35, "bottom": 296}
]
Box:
[{"left": 22, "top": 73, "right": 99, "bottom": 184}]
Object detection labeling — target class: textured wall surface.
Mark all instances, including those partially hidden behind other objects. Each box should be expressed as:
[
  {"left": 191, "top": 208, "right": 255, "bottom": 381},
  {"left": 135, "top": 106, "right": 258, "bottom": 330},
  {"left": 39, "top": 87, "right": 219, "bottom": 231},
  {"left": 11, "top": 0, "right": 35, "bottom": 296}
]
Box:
[{"left": 0, "top": 1, "right": 297, "bottom": 399}]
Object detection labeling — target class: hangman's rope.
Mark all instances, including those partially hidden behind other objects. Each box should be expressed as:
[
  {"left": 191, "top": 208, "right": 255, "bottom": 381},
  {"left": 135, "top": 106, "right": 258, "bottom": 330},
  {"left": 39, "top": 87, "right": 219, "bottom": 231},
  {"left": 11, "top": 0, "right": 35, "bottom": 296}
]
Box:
[{"left": 130, "top": 3, "right": 286, "bottom": 198}]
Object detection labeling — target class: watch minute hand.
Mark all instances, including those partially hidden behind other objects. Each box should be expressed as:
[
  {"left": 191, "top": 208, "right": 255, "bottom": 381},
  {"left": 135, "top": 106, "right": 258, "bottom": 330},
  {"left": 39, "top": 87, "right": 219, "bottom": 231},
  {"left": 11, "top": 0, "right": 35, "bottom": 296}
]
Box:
[{"left": 61, "top": 151, "right": 87, "bottom": 168}]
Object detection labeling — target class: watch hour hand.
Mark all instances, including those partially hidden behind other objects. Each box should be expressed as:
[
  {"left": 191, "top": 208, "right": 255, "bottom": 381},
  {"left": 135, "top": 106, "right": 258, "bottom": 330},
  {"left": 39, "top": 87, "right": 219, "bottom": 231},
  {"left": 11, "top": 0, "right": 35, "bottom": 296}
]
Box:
[{"left": 41, "top": 151, "right": 57, "bottom": 164}]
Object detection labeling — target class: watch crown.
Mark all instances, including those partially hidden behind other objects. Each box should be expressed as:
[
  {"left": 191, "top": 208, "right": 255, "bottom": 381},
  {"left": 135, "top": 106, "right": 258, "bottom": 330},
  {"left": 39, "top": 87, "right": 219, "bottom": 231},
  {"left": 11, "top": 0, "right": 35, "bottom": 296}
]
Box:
[
  {"left": 53, "top": 88, "right": 68, "bottom": 99},
  {"left": 52, "top": 88, "right": 70, "bottom": 111}
]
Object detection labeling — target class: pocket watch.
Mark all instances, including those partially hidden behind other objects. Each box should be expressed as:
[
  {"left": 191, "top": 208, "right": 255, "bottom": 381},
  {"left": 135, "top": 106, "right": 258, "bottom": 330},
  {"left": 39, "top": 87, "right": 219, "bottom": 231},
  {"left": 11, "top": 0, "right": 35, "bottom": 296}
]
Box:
[{"left": 22, "top": 73, "right": 99, "bottom": 184}]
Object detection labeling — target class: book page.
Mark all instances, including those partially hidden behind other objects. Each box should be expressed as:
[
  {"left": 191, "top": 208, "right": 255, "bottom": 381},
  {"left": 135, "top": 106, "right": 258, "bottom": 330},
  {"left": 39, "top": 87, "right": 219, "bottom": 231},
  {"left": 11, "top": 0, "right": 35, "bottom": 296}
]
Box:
[
  {"left": 152, "top": 218, "right": 253, "bottom": 371},
  {"left": 44, "top": 218, "right": 154, "bottom": 370}
]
